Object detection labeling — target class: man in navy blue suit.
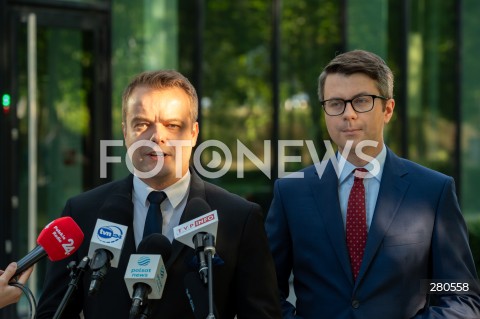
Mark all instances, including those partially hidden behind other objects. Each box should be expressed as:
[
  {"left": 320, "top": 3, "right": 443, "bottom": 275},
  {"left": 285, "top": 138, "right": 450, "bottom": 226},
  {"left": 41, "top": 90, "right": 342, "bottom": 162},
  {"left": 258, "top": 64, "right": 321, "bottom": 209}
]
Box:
[{"left": 265, "top": 50, "right": 480, "bottom": 318}]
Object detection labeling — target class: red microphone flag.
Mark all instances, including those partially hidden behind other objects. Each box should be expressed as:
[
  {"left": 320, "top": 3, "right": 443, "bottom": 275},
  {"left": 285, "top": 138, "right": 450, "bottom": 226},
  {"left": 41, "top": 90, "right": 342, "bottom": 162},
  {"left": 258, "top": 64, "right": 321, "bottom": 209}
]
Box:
[{"left": 37, "top": 216, "right": 84, "bottom": 261}]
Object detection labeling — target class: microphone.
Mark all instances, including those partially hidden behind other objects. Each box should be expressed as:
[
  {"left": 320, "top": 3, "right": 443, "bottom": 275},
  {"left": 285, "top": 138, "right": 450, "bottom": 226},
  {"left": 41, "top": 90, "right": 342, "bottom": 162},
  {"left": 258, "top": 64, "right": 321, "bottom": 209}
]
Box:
[
  {"left": 179, "top": 198, "right": 214, "bottom": 284},
  {"left": 173, "top": 198, "right": 218, "bottom": 249},
  {"left": 14, "top": 216, "right": 84, "bottom": 277},
  {"left": 174, "top": 198, "right": 217, "bottom": 284},
  {"left": 174, "top": 198, "right": 219, "bottom": 318},
  {"left": 124, "top": 233, "right": 172, "bottom": 318},
  {"left": 87, "top": 195, "right": 132, "bottom": 295}
]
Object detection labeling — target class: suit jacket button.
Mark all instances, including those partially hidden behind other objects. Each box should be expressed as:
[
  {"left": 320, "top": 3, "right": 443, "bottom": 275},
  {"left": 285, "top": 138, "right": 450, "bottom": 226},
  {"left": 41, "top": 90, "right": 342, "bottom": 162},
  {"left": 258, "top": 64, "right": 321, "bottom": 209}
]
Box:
[{"left": 351, "top": 299, "right": 360, "bottom": 308}]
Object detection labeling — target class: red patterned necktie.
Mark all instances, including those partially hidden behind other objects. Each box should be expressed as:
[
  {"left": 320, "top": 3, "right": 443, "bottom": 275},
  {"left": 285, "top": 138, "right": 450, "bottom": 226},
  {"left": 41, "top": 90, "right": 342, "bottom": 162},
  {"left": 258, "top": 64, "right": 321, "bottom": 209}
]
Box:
[{"left": 346, "top": 168, "right": 368, "bottom": 281}]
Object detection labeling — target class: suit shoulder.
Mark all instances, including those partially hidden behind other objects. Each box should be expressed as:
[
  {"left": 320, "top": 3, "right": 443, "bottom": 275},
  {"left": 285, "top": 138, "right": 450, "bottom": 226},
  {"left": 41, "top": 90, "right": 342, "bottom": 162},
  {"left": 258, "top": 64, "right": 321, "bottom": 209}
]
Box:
[
  {"left": 274, "top": 164, "right": 318, "bottom": 188},
  {"left": 202, "top": 180, "right": 261, "bottom": 212},
  {"left": 398, "top": 156, "right": 452, "bottom": 183},
  {"left": 67, "top": 176, "right": 132, "bottom": 209}
]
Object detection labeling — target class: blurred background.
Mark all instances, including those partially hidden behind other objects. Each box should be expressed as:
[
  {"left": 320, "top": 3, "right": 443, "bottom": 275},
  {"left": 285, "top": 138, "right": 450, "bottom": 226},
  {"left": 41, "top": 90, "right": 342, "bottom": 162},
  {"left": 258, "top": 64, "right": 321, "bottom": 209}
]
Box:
[{"left": 1, "top": 0, "right": 480, "bottom": 318}]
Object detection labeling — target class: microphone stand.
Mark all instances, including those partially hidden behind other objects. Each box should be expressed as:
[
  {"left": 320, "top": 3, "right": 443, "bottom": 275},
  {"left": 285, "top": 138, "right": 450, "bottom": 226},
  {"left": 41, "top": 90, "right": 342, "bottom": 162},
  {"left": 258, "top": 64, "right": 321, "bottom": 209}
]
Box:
[
  {"left": 129, "top": 284, "right": 151, "bottom": 319},
  {"left": 136, "top": 300, "right": 151, "bottom": 319},
  {"left": 193, "top": 232, "right": 208, "bottom": 285},
  {"left": 88, "top": 249, "right": 112, "bottom": 295},
  {"left": 53, "top": 256, "right": 90, "bottom": 319},
  {"left": 203, "top": 233, "right": 216, "bottom": 319}
]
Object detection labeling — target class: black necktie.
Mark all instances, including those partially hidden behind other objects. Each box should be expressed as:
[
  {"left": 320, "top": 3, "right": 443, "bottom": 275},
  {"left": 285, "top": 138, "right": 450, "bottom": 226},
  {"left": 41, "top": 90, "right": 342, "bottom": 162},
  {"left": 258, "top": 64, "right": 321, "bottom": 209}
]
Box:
[{"left": 143, "top": 191, "right": 167, "bottom": 238}]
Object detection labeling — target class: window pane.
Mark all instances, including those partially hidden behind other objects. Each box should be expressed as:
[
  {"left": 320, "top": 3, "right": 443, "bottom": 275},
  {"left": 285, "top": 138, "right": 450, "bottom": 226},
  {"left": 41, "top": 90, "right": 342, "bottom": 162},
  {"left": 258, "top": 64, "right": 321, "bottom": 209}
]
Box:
[
  {"left": 407, "top": 0, "right": 457, "bottom": 177},
  {"left": 462, "top": 0, "right": 480, "bottom": 216},
  {"left": 111, "top": 0, "right": 178, "bottom": 179},
  {"left": 347, "top": 0, "right": 389, "bottom": 56},
  {"left": 279, "top": 0, "right": 342, "bottom": 173},
  {"left": 191, "top": 1, "right": 273, "bottom": 208}
]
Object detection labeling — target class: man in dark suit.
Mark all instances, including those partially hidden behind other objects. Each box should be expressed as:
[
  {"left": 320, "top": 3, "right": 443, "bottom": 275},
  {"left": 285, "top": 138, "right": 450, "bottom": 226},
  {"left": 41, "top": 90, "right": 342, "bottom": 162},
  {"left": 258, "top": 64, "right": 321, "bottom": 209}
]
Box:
[
  {"left": 265, "top": 50, "right": 480, "bottom": 319},
  {"left": 37, "top": 70, "right": 281, "bottom": 318}
]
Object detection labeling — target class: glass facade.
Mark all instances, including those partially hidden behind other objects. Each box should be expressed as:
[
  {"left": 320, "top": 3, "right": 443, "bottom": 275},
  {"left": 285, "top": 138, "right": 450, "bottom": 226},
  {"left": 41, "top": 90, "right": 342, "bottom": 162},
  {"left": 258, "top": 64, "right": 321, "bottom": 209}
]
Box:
[
  {"left": 111, "top": 0, "right": 179, "bottom": 179},
  {"left": 15, "top": 21, "right": 94, "bottom": 255},
  {"left": 406, "top": 0, "right": 458, "bottom": 178},
  {"left": 462, "top": 0, "right": 480, "bottom": 217},
  {"left": 191, "top": 1, "right": 274, "bottom": 205},
  {"left": 0, "top": 3, "right": 111, "bottom": 316},
  {"left": 105, "top": 0, "right": 480, "bottom": 218},
  {"left": 1, "top": 1, "right": 480, "bottom": 317}
]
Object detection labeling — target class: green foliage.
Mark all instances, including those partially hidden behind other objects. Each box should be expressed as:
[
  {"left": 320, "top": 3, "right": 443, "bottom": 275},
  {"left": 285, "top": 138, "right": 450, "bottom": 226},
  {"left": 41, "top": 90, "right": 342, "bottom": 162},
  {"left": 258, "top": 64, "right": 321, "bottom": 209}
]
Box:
[{"left": 178, "top": 0, "right": 345, "bottom": 183}]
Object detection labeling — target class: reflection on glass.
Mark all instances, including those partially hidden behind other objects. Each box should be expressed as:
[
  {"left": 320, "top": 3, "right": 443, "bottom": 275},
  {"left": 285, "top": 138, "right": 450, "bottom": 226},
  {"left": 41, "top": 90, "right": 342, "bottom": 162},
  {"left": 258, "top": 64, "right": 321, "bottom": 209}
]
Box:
[
  {"left": 17, "top": 24, "right": 93, "bottom": 292},
  {"left": 461, "top": 0, "right": 480, "bottom": 217}
]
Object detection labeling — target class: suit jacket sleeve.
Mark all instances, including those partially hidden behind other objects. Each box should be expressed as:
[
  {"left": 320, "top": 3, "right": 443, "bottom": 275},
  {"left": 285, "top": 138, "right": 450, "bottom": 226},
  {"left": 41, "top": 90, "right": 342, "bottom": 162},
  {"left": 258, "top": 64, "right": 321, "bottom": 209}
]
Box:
[
  {"left": 235, "top": 201, "right": 282, "bottom": 319},
  {"left": 413, "top": 177, "right": 480, "bottom": 318},
  {"left": 265, "top": 179, "right": 297, "bottom": 318}
]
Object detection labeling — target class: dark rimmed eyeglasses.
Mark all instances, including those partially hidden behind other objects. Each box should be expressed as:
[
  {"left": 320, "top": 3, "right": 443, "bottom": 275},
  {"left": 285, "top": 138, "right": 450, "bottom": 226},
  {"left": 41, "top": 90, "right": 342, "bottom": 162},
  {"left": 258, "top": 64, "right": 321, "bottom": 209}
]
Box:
[{"left": 320, "top": 94, "right": 388, "bottom": 116}]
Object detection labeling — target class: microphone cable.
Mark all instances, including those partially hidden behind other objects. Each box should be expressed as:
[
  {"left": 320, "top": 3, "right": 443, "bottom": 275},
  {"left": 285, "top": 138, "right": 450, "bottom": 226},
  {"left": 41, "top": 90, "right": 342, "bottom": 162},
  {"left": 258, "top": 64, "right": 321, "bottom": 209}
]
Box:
[{"left": 8, "top": 280, "right": 37, "bottom": 319}]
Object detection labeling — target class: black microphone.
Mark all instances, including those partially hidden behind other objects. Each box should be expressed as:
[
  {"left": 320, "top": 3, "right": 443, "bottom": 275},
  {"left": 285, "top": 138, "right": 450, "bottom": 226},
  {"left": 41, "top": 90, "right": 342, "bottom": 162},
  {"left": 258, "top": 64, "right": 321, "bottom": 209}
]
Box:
[
  {"left": 189, "top": 199, "right": 213, "bottom": 285},
  {"left": 87, "top": 194, "right": 132, "bottom": 295},
  {"left": 192, "top": 233, "right": 207, "bottom": 284},
  {"left": 174, "top": 198, "right": 219, "bottom": 318},
  {"left": 124, "top": 233, "right": 172, "bottom": 319},
  {"left": 174, "top": 198, "right": 215, "bottom": 284}
]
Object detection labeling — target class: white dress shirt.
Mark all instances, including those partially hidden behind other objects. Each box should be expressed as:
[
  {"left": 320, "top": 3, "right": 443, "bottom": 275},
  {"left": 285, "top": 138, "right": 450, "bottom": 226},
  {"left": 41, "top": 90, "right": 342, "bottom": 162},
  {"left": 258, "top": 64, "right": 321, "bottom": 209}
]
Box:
[
  {"left": 337, "top": 145, "right": 386, "bottom": 231},
  {"left": 132, "top": 171, "right": 190, "bottom": 246}
]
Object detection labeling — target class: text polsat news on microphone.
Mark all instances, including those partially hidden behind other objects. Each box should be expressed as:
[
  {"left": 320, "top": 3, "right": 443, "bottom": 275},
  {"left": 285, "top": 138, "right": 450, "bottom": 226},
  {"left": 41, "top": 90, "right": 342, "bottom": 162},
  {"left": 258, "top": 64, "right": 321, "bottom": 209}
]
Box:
[{"left": 124, "top": 234, "right": 172, "bottom": 318}]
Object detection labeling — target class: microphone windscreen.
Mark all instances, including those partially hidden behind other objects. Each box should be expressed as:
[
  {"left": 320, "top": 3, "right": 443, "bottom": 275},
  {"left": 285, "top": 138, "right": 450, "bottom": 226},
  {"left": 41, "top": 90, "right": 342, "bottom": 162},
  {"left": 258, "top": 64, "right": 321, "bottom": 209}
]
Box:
[
  {"left": 138, "top": 233, "right": 172, "bottom": 261},
  {"left": 183, "top": 198, "right": 212, "bottom": 220},
  {"left": 37, "top": 216, "right": 84, "bottom": 261},
  {"left": 98, "top": 194, "right": 133, "bottom": 226}
]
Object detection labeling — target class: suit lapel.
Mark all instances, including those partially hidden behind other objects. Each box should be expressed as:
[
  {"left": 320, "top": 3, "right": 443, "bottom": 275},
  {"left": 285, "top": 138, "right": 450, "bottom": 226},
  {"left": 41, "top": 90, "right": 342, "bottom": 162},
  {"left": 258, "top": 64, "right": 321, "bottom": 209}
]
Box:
[
  {"left": 309, "top": 162, "right": 354, "bottom": 284},
  {"left": 166, "top": 168, "right": 207, "bottom": 268},
  {"left": 355, "top": 149, "right": 410, "bottom": 286},
  {"left": 105, "top": 175, "right": 137, "bottom": 272}
]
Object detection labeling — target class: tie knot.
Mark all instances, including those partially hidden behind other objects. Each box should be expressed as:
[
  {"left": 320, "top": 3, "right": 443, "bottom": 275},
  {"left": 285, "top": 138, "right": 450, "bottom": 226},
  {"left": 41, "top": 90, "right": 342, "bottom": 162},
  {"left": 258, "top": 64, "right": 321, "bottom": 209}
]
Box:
[
  {"left": 148, "top": 191, "right": 167, "bottom": 205},
  {"left": 353, "top": 168, "right": 368, "bottom": 180}
]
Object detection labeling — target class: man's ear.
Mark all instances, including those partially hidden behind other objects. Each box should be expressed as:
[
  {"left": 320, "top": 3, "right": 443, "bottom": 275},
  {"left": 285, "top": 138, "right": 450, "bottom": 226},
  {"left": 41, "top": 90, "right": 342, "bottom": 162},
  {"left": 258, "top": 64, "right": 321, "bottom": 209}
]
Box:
[
  {"left": 384, "top": 99, "right": 395, "bottom": 123},
  {"left": 191, "top": 121, "right": 199, "bottom": 147}
]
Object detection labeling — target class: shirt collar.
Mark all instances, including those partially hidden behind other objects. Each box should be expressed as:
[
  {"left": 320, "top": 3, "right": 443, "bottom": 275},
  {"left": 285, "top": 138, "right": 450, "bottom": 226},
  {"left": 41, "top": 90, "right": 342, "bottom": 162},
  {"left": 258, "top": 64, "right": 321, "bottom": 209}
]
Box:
[
  {"left": 133, "top": 171, "right": 191, "bottom": 208},
  {"left": 337, "top": 144, "right": 386, "bottom": 184}
]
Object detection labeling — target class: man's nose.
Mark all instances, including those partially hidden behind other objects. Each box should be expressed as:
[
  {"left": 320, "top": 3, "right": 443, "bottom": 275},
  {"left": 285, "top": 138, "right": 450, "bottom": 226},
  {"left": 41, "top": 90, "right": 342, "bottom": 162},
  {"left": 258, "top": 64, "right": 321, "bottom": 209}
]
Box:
[
  {"left": 342, "top": 101, "right": 357, "bottom": 118},
  {"left": 149, "top": 124, "right": 166, "bottom": 144}
]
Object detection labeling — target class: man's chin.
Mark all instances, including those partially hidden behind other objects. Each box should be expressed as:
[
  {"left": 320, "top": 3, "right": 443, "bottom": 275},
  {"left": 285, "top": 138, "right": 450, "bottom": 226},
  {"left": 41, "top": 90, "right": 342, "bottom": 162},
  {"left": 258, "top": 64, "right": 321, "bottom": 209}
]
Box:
[{"left": 131, "top": 164, "right": 165, "bottom": 178}]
